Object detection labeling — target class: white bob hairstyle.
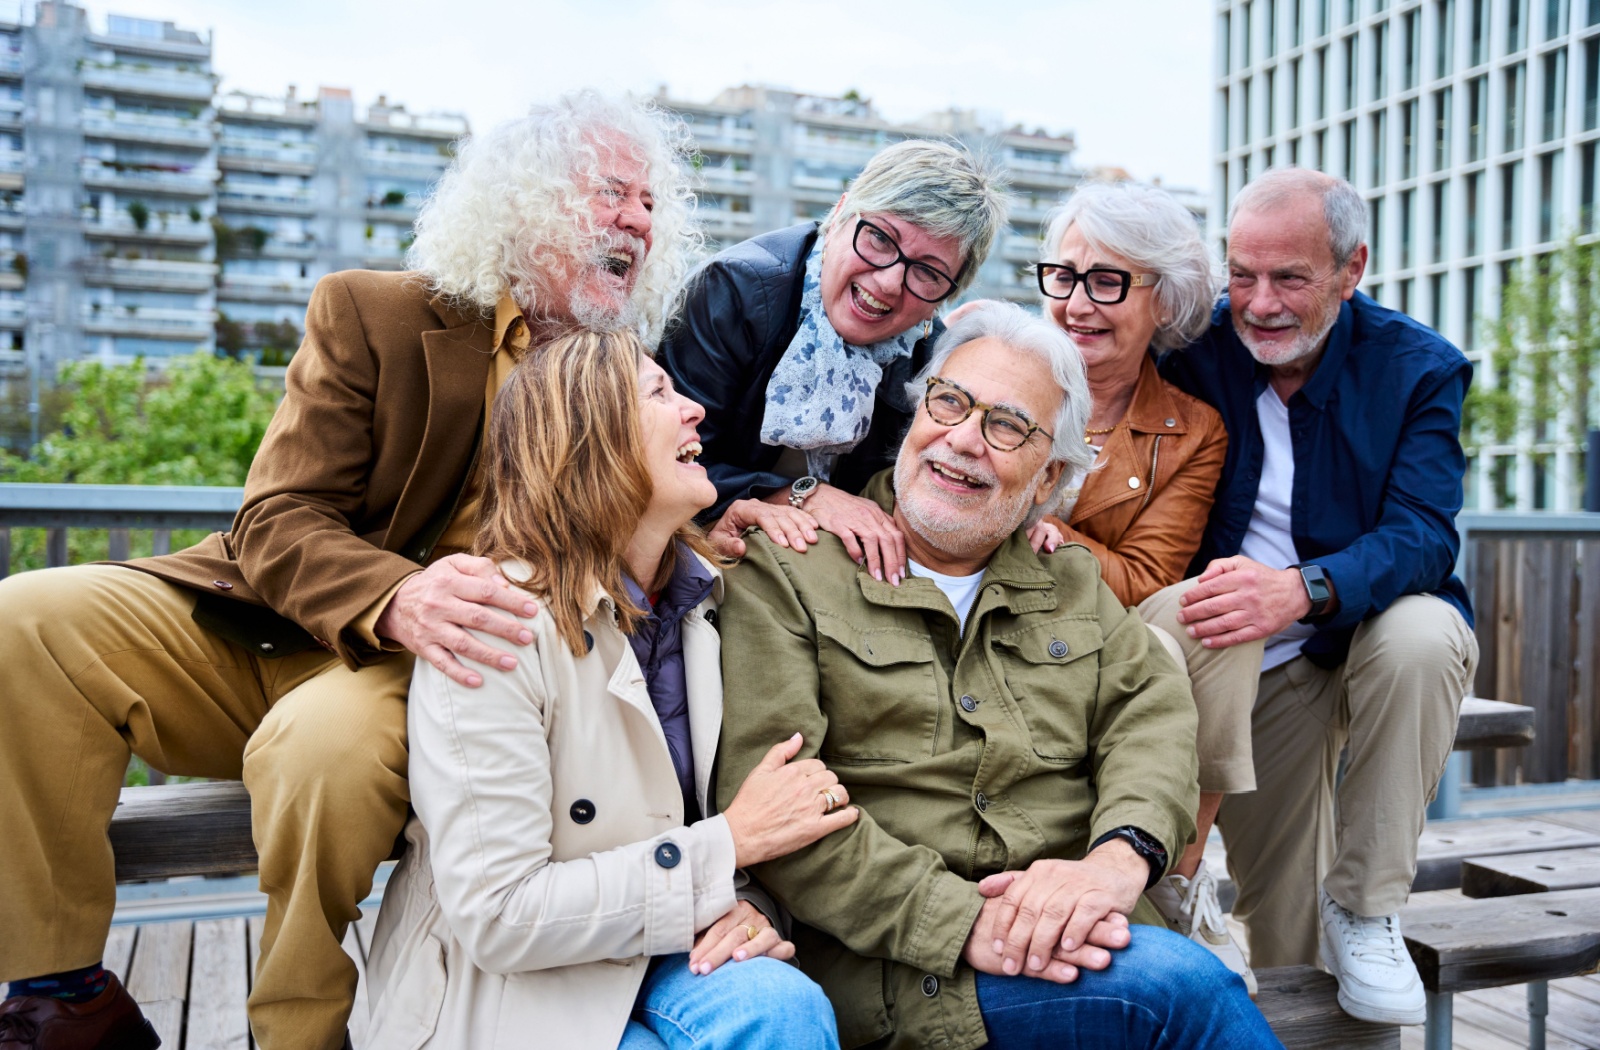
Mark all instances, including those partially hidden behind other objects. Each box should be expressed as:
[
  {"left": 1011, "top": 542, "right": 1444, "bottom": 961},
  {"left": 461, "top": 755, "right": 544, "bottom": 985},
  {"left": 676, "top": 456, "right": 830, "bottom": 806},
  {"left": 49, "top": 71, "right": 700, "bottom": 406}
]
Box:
[
  {"left": 407, "top": 90, "right": 701, "bottom": 343},
  {"left": 1040, "top": 181, "right": 1219, "bottom": 353}
]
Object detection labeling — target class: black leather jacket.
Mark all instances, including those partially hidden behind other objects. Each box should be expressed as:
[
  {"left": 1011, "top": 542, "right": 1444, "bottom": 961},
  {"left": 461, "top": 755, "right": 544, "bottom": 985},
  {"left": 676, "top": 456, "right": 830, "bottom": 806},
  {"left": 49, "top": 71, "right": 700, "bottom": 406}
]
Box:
[{"left": 658, "top": 222, "right": 941, "bottom": 520}]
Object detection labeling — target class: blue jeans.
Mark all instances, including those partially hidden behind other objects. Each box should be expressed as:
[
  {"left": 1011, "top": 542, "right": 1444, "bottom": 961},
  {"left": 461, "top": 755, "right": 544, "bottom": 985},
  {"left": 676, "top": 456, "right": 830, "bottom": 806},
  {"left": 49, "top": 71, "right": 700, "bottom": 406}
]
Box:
[
  {"left": 618, "top": 952, "right": 839, "bottom": 1050},
  {"left": 976, "top": 925, "right": 1280, "bottom": 1049}
]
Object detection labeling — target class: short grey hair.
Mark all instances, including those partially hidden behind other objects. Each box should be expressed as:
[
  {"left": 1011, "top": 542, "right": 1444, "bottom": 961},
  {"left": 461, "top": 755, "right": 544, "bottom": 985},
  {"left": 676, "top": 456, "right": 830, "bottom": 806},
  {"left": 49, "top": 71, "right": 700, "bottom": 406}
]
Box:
[
  {"left": 1041, "top": 181, "right": 1219, "bottom": 353},
  {"left": 906, "top": 300, "right": 1094, "bottom": 523},
  {"left": 823, "top": 139, "right": 1010, "bottom": 297},
  {"left": 1228, "top": 167, "right": 1367, "bottom": 265}
]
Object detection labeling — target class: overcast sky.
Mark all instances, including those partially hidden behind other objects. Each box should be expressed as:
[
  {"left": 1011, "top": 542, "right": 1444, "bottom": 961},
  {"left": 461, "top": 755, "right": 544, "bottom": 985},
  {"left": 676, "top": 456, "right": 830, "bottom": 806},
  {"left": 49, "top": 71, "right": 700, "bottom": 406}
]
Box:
[{"left": 89, "top": 0, "right": 1216, "bottom": 190}]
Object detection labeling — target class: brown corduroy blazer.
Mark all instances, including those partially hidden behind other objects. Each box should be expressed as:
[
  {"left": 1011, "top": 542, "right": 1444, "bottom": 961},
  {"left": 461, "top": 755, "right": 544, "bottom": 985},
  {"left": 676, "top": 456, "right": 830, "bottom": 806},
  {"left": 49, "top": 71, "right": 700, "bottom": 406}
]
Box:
[
  {"left": 126, "top": 269, "right": 495, "bottom": 668},
  {"left": 1049, "top": 353, "right": 1229, "bottom": 607}
]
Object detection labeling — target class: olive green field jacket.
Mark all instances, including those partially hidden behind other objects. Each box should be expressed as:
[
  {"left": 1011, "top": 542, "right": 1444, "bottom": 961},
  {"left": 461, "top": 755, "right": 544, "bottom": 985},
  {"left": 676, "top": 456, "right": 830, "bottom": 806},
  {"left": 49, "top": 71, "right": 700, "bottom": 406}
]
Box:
[{"left": 715, "top": 472, "right": 1200, "bottom": 1050}]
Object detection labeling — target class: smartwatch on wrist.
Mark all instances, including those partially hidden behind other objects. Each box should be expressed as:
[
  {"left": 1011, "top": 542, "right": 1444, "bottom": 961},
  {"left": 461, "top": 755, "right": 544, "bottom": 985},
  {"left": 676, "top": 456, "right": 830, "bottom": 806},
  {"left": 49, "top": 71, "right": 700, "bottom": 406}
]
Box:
[
  {"left": 789, "top": 475, "right": 819, "bottom": 509},
  {"left": 1296, "top": 563, "right": 1334, "bottom": 623},
  {"left": 1089, "top": 825, "right": 1168, "bottom": 890}
]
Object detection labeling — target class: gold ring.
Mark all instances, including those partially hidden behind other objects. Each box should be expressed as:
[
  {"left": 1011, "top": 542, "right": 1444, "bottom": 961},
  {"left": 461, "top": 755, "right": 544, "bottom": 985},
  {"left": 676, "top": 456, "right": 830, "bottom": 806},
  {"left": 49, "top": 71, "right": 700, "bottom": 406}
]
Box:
[
  {"left": 741, "top": 923, "right": 760, "bottom": 941},
  {"left": 820, "top": 788, "right": 840, "bottom": 813}
]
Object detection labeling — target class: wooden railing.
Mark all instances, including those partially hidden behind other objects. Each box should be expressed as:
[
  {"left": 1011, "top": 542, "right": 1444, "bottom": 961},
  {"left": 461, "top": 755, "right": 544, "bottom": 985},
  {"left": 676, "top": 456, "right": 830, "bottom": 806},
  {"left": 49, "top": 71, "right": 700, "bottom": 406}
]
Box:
[{"left": 3, "top": 485, "right": 1598, "bottom": 787}]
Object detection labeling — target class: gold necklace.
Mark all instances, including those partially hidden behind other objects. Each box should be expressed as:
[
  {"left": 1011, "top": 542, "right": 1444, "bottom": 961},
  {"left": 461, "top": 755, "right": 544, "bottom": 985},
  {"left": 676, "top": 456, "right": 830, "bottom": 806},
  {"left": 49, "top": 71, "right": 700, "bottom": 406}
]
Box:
[{"left": 1084, "top": 424, "right": 1118, "bottom": 438}]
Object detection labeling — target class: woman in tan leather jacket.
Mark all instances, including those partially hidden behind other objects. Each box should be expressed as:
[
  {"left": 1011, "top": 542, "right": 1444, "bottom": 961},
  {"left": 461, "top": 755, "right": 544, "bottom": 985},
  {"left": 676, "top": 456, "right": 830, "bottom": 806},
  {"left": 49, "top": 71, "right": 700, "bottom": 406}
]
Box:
[{"left": 1033, "top": 181, "right": 1265, "bottom": 996}]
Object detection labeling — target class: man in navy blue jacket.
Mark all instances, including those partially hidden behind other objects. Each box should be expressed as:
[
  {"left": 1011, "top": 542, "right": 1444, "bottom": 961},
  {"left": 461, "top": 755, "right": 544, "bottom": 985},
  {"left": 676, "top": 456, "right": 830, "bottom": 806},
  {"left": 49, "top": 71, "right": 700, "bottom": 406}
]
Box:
[{"left": 1157, "top": 169, "right": 1478, "bottom": 1028}]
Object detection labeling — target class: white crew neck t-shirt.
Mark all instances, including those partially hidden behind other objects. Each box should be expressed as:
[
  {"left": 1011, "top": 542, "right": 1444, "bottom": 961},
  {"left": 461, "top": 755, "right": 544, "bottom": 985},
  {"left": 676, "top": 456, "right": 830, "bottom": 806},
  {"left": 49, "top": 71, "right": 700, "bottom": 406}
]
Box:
[
  {"left": 1238, "top": 386, "right": 1317, "bottom": 671},
  {"left": 907, "top": 558, "right": 985, "bottom": 634}
]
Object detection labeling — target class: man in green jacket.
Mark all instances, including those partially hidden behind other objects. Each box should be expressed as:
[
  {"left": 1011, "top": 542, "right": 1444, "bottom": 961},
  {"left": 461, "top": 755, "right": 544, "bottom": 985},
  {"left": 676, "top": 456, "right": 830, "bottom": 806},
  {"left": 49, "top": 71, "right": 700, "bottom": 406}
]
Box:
[{"left": 716, "top": 301, "right": 1277, "bottom": 1050}]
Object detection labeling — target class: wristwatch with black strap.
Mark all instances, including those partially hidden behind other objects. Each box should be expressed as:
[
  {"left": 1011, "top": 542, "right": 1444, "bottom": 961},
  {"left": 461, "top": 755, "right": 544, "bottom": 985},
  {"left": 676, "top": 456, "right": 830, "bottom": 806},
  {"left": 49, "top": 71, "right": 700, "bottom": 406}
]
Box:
[
  {"left": 1295, "top": 563, "right": 1335, "bottom": 624},
  {"left": 1089, "top": 825, "right": 1168, "bottom": 890}
]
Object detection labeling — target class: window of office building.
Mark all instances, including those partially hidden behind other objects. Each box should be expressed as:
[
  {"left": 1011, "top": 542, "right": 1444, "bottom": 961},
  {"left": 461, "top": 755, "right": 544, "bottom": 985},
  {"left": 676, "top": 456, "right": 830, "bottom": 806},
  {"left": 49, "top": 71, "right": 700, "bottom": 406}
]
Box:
[
  {"left": 1267, "top": 69, "right": 1278, "bottom": 135},
  {"left": 1403, "top": 98, "right": 1420, "bottom": 177},
  {"left": 1267, "top": 0, "right": 1278, "bottom": 58},
  {"left": 1293, "top": 0, "right": 1305, "bottom": 47},
  {"left": 1221, "top": 10, "right": 1232, "bottom": 73},
  {"left": 1344, "top": 0, "right": 1356, "bottom": 24},
  {"left": 1543, "top": 50, "right": 1568, "bottom": 141},
  {"left": 1506, "top": 63, "right": 1527, "bottom": 150},
  {"left": 1371, "top": 110, "right": 1388, "bottom": 185},
  {"left": 1244, "top": 77, "right": 1255, "bottom": 144},
  {"left": 1545, "top": 0, "right": 1569, "bottom": 39},
  {"left": 1369, "top": 197, "right": 1382, "bottom": 273},
  {"left": 1404, "top": 8, "right": 1422, "bottom": 89},
  {"left": 1434, "top": 87, "right": 1453, "bottom": 170},
  {"left": 1583, "top": 141, "right": 1598, "bottom": 231},
  {"left": 1317, "top": 0, "right": 1330, "bottom": 36},
  {"left": 1586, "top": 39, "right": 1599, "bottom": 130},
  {"left": 1243, "top": 0, "right": 1254, "bottom": 68},
  {"left": 1436, "top": 0, "right": 1456, "bottom": 80},
  {"left": 1316, "top": 127, "right": 1329, "bottom": 166},
  {"left": 1222, "top": 87, "right": 1232, "bottom": 149},
  {"left": 1466, "top": 171, "right": 1482, "bottom": 254},
  {"left": 1342, "top": 119, "right": 1358, "bottom": 182},
  {"left": 1344, "top": 35, "right": 1359, "bottom": 110},
  {"left": 1469, "top": 0, "right": 1488, "bottom": 66},
  {"left": 1291, "top": 58, "right": 1302, "bottom": 129},
  {"left": 1590, "top": 0, "right": 1600, "bottom": 27},
  {"left": 1430, "top": 272, "right": 1447, "bottom": 331},
  {"left": 1399, "top": 277, "right": 1414, "bottom": 313},
  {"left": 1432, "top": 180, "right": 1449, "bottom": 260},
  {"left": 1290, "top": 135, "right": 1302, "bottom": 164},
  {"left": 1375, "top": 0, "right": 1387, "bottom": 12},
  {"left": 1501, "top": 160, "right": 1523, "bottom": 248},
  {"left": 1316, "top": 46, "right": 1330, "bottom": 118},
  {"left": 1507, "top": 0, "right": 1528, "bottom": 53},
  {"left": 1539, "top": 151, "right": 1562, "bottom": 241},
  {"left": 1468, "top": 75, "right": 1488, "bottom": 161},
  {"left": 1462, "top": 266, "right": 1480, "bottom": 349},
  {"left": 1373, "top": 23, "right": 1389, "bottom": 101},
  {"left": 1401, "top": 188, "right": 1417, "bottom": 268}
]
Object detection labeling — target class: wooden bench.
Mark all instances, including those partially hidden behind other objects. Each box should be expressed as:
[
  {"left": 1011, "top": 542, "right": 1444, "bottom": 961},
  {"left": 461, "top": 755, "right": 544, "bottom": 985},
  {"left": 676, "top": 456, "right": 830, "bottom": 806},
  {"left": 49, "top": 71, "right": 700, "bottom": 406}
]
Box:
[
  {"left": 1252, "top": 966, "right": 1399, "bottom": 1048},
  {"left": 1401, "top": 888, "right": 1600, "bottom": 1050}
]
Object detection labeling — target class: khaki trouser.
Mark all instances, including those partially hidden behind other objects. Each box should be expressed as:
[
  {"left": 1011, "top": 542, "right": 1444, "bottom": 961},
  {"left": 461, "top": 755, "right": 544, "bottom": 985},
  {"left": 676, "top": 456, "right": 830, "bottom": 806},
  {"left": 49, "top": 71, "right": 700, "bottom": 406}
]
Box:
[
  {"left": 1139, "top": 579, "right": 1266, "bottom": 794},
  {"left": 1216, "top": 594, "right": 1477, "bottom": 968},
  {"left": 0, "top": 565, "right": 412, "bottom": 1050}
]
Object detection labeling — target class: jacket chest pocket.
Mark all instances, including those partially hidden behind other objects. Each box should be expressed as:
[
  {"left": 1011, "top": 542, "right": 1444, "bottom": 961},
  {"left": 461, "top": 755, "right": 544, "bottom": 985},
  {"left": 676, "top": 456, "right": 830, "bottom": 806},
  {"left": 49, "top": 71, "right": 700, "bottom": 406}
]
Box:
[
  {"left": 990, "top": 621, "right": 1102, "bottom": 761},
  {"left": 814, "top": 612, "right": 940, "bottom": 763}
]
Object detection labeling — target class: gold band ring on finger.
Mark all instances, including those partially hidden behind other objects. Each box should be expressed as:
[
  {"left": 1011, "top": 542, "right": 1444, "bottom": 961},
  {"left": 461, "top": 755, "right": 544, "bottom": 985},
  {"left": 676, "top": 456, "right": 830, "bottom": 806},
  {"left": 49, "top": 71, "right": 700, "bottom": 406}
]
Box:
[
  {"left": 819, "top": 788, "right": 840, "bottom": 813},
  {"left": 741, "top": 924, "right": 760, "bottom": 941}
]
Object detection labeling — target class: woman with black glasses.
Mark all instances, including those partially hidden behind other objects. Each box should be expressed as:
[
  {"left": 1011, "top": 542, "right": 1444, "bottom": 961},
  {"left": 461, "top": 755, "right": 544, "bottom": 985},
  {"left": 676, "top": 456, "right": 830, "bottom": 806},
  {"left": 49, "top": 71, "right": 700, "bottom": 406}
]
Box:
[
  {"left": 1031, "top": 180, "right": 1267, "bottom": 997},
  {"left": 658, "top": 140, "right": 1008, "bottom": 583}
]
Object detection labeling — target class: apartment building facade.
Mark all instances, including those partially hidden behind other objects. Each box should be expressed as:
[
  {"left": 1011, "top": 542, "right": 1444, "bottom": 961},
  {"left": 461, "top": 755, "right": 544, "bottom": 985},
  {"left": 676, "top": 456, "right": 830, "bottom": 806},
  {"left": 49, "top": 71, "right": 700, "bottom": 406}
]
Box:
[{"left": 1215, "top": 0, "right": 1600, "bottom": 510}]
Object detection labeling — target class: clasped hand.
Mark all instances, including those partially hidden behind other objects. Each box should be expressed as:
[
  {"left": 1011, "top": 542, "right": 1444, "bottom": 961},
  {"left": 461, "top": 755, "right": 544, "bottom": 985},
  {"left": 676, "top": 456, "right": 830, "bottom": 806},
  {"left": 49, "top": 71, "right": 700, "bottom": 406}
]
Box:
[{"left": 1175, "top": 555, "right": 1312, "bottom": 649}]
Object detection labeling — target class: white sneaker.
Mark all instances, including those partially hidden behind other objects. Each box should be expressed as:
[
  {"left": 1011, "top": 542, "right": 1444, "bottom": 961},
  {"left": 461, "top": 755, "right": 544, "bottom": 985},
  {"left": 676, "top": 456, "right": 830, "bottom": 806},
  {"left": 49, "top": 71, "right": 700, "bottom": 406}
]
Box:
[
  {"left": 1317, "top": 887, "right": 1426, "bottom": 1025},
  {"left": 1146, "top": 860, "right": 1258, "bottom": 998}
]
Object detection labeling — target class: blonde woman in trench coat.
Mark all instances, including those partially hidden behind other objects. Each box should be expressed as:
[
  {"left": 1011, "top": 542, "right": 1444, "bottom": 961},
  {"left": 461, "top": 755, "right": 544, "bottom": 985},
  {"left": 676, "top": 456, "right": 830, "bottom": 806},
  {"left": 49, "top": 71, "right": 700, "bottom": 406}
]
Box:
[{"left": 364, "top": 331, "right": 856, "bottom": 1050}]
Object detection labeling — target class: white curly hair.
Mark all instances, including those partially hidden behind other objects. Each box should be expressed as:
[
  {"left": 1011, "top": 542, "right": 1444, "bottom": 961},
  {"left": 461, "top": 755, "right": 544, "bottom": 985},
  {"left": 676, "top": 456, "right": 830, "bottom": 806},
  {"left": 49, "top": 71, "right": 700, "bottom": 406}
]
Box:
[{"left": 407, "top": 91, "right": 701, "bottom": 343}]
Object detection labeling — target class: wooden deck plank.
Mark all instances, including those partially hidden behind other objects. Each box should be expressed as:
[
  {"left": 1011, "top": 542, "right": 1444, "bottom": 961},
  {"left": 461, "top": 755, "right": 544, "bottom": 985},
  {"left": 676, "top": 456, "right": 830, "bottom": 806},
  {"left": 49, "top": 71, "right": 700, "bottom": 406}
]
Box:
[
  {"left": 125, "top": 920, "right": 192, "bottom": 1050},
  {"left": 1413, "top": 817, "right": 1600, "bottom": 891},
  {"left": 189, "top": 917, "right": 250, "bottom": 1050},
  {"left": 1254, "top": 965, "right": 1399, "bottom": 1048},
  {"left": 1402, "top": 888, "right": 1600, "bottom": 993},
  {"left": 103, "top": 924, "right": 137, "bottom": 977},
  {"left": 1462, "top": 845, "right": 1600, "bottom": 896}
]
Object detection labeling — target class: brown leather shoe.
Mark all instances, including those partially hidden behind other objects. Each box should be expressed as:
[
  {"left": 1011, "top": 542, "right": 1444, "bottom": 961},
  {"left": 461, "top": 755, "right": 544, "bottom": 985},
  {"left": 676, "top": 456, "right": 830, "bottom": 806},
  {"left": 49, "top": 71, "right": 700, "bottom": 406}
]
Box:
[{"left": 0, "top": 973, "right": 160, "bottom": 1049}]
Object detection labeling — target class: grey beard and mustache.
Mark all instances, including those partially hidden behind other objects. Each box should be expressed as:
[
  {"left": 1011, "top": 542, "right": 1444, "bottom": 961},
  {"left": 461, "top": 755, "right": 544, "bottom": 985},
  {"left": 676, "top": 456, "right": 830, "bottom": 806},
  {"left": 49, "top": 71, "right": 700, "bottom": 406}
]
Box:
[
  {"left": 1236, "top": 301, "right": 1339, "bottom": 367},
  {"left": 513, "top": 230, "right": 649, "bottom": 332},
  {"left": 893, "top": 447, "right": 1052, "bottom": 560}
]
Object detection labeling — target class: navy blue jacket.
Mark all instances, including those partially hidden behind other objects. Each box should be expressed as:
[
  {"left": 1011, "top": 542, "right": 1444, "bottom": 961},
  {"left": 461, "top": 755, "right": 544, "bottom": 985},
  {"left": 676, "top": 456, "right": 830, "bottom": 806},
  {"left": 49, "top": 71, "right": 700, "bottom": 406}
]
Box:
[
  {"left": 1160, "top": 292, "right": 1473, "bottom": 667},
  {"left": 658, "top": 222, "right": 940, "bottom": 520}
]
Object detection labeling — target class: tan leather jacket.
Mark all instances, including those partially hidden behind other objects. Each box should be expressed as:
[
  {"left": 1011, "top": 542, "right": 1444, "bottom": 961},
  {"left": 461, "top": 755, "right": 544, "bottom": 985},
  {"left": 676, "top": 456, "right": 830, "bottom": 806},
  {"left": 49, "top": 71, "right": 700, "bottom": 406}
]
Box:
[{"left": 1053, "top": 354, "right": 1228, "bottom": 606}]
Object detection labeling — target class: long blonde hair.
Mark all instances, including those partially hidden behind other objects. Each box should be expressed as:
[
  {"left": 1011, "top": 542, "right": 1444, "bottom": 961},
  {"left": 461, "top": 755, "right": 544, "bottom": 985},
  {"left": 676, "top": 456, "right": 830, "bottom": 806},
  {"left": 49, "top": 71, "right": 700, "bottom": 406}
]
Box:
[{"left": 474, "top": 330, "right": 717, "bottom": 653}]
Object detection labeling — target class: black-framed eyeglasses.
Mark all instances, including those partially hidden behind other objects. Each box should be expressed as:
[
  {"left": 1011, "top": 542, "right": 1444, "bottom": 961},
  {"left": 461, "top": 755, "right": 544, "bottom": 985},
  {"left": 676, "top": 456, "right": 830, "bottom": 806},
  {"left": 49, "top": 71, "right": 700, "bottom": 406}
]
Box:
[
  {"left": 853, "top": 219, "right": 965, "bottom": 303},
  {"left": 1035, "top": 263, "right": 1158, "bottom": 304},
  {"left": 922, "top": 376, "right": 1054, "bottom": 452}
]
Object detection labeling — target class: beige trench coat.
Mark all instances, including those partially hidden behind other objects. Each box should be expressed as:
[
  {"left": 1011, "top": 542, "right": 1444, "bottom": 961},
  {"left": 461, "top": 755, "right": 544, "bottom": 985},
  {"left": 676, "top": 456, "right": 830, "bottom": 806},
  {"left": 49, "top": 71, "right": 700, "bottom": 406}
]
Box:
[{"left": 364, "top": 557, "right": 739, "bottom": 1050}]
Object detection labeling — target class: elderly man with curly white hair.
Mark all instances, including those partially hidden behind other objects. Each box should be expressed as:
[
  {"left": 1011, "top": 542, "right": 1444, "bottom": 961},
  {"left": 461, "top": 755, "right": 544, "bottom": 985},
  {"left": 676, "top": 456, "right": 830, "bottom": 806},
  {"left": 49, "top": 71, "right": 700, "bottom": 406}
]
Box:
[{"left": 0, "top": 91, "right": 700, "bottom": 1050}]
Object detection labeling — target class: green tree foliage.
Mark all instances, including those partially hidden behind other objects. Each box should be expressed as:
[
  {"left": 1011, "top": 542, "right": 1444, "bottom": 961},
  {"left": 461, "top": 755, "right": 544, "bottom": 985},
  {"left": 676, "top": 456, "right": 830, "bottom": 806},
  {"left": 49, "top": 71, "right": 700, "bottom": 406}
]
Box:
[
  {"left": 0, "top": 351, "right": 280, "bottom": 568},
  {"left": 1466, "top": 238, "right": 1599, "bottom": 456}
]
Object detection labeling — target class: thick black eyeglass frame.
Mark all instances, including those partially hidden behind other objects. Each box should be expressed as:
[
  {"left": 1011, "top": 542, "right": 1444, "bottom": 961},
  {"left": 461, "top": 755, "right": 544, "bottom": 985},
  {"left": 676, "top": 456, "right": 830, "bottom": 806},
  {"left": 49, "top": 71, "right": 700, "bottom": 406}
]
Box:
[
  {"left": 853, "top": 219, "right": 966, "bottom": 303},
  {"left": 922, "top": 376, "right": 1054, "bottom": 452},
  {"left": 1034, "top": 263, "right": 1157, "bottom": 305}
]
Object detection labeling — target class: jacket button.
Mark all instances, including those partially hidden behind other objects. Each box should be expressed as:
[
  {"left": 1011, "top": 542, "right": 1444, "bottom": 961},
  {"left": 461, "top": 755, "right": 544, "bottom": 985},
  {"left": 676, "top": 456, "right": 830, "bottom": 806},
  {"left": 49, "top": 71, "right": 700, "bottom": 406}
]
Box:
[
  {"left": 704, "top": 608, "right": 719, "bottom": 628},
  {"left": 416, "top": 549, "right": 431, "bottom": 560},
  {"left": 1127, "top": 476, "right": 1141, "bottom": 489},
  {"left": 922, "top": 975, "right": 939, "bottom": 997},
  {"left": 1048, "top": 639, "right": 1069, "bottom": 659},
  {"left": 959, "top": 694, "right": 977, "bottom": 713},
  {"left": 258, "top": 642, "right": 275, "bottom": 653},
  {"left": 570, "top": 799, "right": 596, "bottom": 824},
  {"left": 211, "top": 579, "right": 233, "bottom": 590},
  {"left": 1165, "top": 418, "right": 1176, "bottom": 427},
  {"left": 654, "top": 842, "right": 681, "bottom": 869},
  {"left": 583, "top": 630, "right": 594, "bottom": 653},
  {"left": 975, "top": 792, "right": 989, "bottom": 813}
]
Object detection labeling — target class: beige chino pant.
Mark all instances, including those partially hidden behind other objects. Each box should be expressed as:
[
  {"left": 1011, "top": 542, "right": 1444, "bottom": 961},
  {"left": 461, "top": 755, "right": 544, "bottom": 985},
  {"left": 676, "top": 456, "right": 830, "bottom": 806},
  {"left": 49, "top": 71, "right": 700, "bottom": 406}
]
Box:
[
  {"left": 0, "top": 564, "right": 412, "bottom": 1050},
  {"left": 1217, "top": 594, "right": 1476, "bottom": 968}
]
